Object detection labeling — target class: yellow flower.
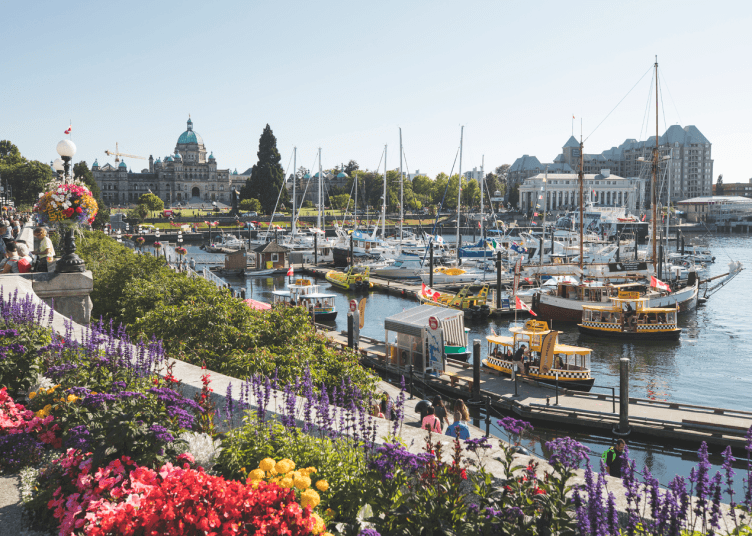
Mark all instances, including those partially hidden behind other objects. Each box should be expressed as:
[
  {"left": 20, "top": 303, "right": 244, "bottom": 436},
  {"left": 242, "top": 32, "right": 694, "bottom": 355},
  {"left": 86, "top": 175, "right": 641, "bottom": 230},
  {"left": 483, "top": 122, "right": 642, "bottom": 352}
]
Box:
[
  {"left": 279, "top": 477, "right": 294, "bottom": 488},
  {"left": 322, "top": 533, "right": 333, "bottom": 536},
  {"left": 324, "top": 508, "right": 335, "bottom": 519},
  {"left": 275, "top": 459, "right": 295, "bottom": 474},
  {"left": 316, "top": 480, "right": 329, "bottom": 492},
  {"left": 67, "top": 394, "right": 79, "bottom": 403},
  {"left": 310, "top": 513, "right": 325, "bottom": 534},
  {"left": 259, "top": 458, "right": 276, "bottom": 472},
  {"left": 300, "top": 489, "right": 320, "bottom": 509},
  {"left": 28, "top": 391, "right": 36, "bottom": 400},
  {"left": 294, "top": 474, "right": 311, "bottom": 490},
  {"left": 248, "top": 469, "right": 265, "bottom": 481}
]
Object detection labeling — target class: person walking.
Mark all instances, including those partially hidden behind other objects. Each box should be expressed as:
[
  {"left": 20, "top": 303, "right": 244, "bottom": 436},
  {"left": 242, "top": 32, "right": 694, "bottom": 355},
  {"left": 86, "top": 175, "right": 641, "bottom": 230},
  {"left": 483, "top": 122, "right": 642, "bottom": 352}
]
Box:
[
  {"left": 421, "top": 406, "right": 442, "bottom": 433},
  {"left": 603, "top": 439, "right": 626, "bottom": 477},
  {"left": 445, "top": 411, "right": 470, "bottom": 439},
  {"left": 190, "top": 257, "right": 196, "bottom": 270},
  {"left": 432, "top": 395, "right": 448, "bottom": 429}
]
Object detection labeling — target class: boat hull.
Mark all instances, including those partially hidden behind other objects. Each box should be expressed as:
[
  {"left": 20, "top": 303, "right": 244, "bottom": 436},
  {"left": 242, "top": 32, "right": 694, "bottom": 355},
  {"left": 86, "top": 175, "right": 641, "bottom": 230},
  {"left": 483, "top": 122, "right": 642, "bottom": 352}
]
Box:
[
  {"left": 482, "top": 359, "right": 594, "bottom": 392},
  {"left": 310, "top": 311, "right": 338, "bottom": 322},
  {"left": 577, "top": 325, "right": 681, "bottom": 341}
]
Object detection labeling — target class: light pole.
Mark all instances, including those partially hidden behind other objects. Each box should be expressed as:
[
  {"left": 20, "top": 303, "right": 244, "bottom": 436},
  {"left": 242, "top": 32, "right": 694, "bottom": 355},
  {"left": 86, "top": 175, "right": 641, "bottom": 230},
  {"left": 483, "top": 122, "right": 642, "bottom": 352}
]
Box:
[{"left": 54, "top": 139, "right": 87, "bottom": 273}]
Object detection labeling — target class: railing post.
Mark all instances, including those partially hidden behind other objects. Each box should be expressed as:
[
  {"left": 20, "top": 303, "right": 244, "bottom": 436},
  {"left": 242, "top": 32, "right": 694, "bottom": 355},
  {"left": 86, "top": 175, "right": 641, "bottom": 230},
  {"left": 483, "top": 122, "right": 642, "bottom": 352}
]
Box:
[
  {"left": 555, "top": 371, "right": 559, "bottom": 406},
  {"left": 347, "top": 312, "right": 354, "bottom": 349},
  {"left": 471, "top": 339, "right": 481, "bottom": 403},
  {"left": 409, "top": 365, "right": 414, "bottom": 400},
  {"left": 618, "top": 358, "right": 631, "bottom": 435},
  {"left": 513, "top": 364, "right": 519, "bottom": 397}
]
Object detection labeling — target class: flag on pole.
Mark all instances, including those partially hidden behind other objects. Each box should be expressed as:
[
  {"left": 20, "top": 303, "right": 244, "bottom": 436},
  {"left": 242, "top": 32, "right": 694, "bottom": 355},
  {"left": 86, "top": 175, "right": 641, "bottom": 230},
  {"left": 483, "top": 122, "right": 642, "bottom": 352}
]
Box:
[
  {"left": 516, "top": 296, "right": 537, "bottom": 316},
  {"left": 287, "top": 265, "right": 294, "bottom": 277},
  {"left": 421, "top": 283, "right": 439, "bottom": 301},
  {"left": 64, "top": 125, "right": 71, "bottom": 134},
  {"left": 650, "top": 276, "right": 671, "bottom": 292},
  {"left": 572, "top": 115, "right": 575, "bottom": 119},
  {"left": 491, "top": 327, "right": 497, "bottom": 337}
]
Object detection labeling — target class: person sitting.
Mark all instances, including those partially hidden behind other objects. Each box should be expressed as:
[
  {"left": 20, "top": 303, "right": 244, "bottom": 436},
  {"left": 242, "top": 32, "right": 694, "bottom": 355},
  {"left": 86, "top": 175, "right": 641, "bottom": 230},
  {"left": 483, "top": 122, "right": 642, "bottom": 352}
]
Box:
[
  {"left": 421, "top": 406, "right": 442, "bottom": 433},
  {"left": 445, "top": 411, "right": 470, "bottom": 439},
  {"left": 32, "top": 227, "right": 54, "bottom": 272},
  {"left": 2, "top": 242, "right": 21, "bottom": 274},
  {"left": 15, "top": 242, "right": 32, "bottom": 274},
  {"left": 372, "top": 403, "right": 384, "bottom": 419}
]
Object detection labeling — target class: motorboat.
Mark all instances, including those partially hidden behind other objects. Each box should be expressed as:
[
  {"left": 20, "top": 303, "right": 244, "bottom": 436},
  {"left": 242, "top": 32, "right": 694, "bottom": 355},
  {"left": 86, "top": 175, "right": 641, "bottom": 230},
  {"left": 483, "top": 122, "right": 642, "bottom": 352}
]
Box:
[
  {"left": 325, "top": 266, "right": 372, "bottom": 291},
  {"left": 271, "top": 279, "right": 338, "bottom": 322},
  {"left": 371, "top": 254, "right": 425, "bottom": 280},
  {"left": 483, "top": 320, "right": 595, "bottom": 392},
  {"left": 417, "top": 282, "right": 491, "bottom": 321}
]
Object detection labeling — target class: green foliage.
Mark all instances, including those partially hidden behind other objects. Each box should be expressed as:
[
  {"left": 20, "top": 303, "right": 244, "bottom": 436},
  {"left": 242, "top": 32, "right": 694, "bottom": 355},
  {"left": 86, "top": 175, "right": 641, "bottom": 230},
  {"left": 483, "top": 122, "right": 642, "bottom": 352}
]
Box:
[
  {"left": 240, "top": 125, "right": 289, "bottom": 214},
  {"left": 240, "top": 198, "right": 262, "bottom": 212},
  {"left": 138, "top": 192, "right": 164, "bottom": 215},
  {"left": 218, "top": 415, "right": 371, "bottom": 522},
  {"left": 0, "top": 140, "right": 54, "bottom": 206},
  {"left": 508, "top": 183, "right": 520, "bottom": 207},
  {"left": 0, "top": 324, "right": 51, "bottom": 395},
  {"left": 330, "top": 193, "right": 351, "bottom": 210},
  {"left": 302, "top": 200, "right": 314, "bottom": 209},
  {"left": 76, "top": 231, "right": 378, "bottom": 397},
  {"left": 126, "top": 205, "right": 148, "bottom": 221}
]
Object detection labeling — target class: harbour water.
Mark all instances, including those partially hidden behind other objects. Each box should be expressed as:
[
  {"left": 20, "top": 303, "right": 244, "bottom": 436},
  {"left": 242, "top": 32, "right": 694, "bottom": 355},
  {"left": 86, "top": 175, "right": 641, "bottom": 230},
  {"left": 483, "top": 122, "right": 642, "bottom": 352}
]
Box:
[{"left": 184, "top": 234, "right": 752, "bottom": 490}]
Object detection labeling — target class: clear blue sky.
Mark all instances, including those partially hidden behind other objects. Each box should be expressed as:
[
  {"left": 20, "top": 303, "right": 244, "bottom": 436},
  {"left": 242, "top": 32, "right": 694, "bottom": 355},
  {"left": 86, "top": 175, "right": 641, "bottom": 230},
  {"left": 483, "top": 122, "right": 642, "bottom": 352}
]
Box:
[{"left": 2, "top": 0, "right": 750, "bottom": 183}]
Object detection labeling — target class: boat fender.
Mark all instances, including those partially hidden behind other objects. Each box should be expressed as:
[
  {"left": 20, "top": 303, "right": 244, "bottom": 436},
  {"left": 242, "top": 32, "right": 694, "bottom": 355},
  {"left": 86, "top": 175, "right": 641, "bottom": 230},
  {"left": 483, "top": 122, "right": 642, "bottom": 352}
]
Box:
[{"left": 510, "top": 445, "right": 533, "bottom": 456}]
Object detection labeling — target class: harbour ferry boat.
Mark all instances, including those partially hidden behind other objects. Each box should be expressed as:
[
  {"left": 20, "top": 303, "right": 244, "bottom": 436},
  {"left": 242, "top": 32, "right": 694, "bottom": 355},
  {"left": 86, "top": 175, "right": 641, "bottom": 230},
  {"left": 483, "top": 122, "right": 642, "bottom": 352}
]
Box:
[
  {"left": 272, "top": 279, "right": 338, "bottom": 322},
  {"left": 418, "top": 283, "right": 491, "bottom": 321},
  {"left": 483, "top": 320, "right": 595, "bottom": 391},
  {"left": 325, "top": 266, "right": 372, "bottom": 291},
  {"left": 578, "top": 291, "right": 681, "bottom": 340}
]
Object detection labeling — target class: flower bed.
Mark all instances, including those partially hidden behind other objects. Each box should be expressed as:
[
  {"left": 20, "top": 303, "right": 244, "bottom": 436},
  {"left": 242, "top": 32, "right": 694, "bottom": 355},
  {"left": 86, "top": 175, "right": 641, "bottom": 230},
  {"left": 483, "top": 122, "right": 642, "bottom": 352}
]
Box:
[{"left": 34, "top": 181, "right": 98, "bottom": 226}]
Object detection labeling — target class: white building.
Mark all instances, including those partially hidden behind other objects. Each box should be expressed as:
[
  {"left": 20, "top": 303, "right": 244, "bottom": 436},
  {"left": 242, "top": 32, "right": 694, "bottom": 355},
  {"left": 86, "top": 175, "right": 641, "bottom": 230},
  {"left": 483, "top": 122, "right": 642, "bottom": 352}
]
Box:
[
  {"left": 518, "top": 170, "right": 647, "bottom": 214},
  {"left": 463, "top": 167, "right": 484, "bottom": 181}
]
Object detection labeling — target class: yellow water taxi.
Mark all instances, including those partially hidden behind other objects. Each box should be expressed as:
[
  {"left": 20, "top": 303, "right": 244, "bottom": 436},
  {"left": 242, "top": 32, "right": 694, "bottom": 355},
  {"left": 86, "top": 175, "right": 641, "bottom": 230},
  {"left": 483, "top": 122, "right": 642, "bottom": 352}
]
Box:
[
  {"left": 578, "top": 291, "right": 681, "bottom": 341},
  {"left": 483, "top": 320, "right": 595, "bottom": 391},
  {"left": 418, "top": 283, "right": 491, "bottom": 321},
  {"left": 325, "top": 266, "right": 372, "bottom": 291}
]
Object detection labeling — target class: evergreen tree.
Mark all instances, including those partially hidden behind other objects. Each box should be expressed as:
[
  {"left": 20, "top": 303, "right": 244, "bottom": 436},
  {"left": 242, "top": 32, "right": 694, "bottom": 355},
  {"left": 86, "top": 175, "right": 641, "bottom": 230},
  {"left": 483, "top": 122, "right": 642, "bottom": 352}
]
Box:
[
  {"left": 74, "top": 161, "right": 110, "bottom": 229},
  {"left": 240, "top": 125, "right": 288, "bottom": 214},
  {"left": 0, "top": 140, "right": 54, "bottom": 207}
]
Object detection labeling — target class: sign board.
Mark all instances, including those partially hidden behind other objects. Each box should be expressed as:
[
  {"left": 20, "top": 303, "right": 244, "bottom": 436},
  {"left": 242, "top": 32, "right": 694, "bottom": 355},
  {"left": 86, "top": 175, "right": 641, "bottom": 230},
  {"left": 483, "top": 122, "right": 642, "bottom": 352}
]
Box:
[
  {"left": 539, "top": 331, "right": 558, "bottom": 374},
  {"left": 349, "top": 299, "right": 357, "bottom": 312},
  {"left": 426, "top": 316, "right": 444, "bottom": 373},
  {"left": 514, "top": 257, "right": 522, "bottom": 275},
  {"left": 608, "top": 261, "right": 648, "bottom": 272},
  {"left": 358, "top": 298, "right": 366, "bottom": 329}
]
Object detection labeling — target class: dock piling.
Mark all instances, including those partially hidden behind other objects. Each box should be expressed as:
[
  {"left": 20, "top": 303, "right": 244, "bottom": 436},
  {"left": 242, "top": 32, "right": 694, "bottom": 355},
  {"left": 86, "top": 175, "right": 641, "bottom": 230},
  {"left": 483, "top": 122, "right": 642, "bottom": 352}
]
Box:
[
  {"left": 471, "top": 340, "right": 481, "bottom": 403},
  {"left": 618, "top": 358, "right": 631, "bottom": 435},
  {"left": 513, "top": 365, "right": 519, "bottom": 397},
  {"left": 347, "top": 313, "right": 354, "bottom": 349}
]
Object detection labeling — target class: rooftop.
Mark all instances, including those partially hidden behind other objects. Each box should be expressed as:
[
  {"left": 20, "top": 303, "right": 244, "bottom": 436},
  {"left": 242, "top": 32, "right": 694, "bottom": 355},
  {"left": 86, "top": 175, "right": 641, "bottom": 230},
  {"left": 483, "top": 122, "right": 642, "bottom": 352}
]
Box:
[{"left": 677, "top": 196, "right": 752, "bottom": 205}]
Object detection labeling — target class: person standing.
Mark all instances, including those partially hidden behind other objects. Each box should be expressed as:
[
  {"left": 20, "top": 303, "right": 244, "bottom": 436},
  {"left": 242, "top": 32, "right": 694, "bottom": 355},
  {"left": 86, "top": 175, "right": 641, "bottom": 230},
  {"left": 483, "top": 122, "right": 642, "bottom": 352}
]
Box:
[
  {"left": 445, "top": 411, "right": 470, "bottom": 439},
  {"left": 190, "top": 257, "right": 196, "bottom": 270},
  {"left": 421, "top": 406, "right": 442, "bottom": 433},
  {"left": 433, "top": 395, "right": 447, "bottom": 429},
  {"left": 603, "top": 439, "right": 626, "bottom": 477},
  {"left": 32, "top": 227, "right": 55, "bottom": 272}
]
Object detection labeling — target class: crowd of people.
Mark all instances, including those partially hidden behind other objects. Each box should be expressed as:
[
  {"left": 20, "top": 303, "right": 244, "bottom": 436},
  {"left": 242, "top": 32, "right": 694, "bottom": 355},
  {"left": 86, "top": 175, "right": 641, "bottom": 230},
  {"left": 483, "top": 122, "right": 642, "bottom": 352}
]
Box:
[
  {"left": 417, "top": 395, "right": 472, "bottom": 439},
  {"left": 0, "top": 210, "right": 56, "bottom": 274}
]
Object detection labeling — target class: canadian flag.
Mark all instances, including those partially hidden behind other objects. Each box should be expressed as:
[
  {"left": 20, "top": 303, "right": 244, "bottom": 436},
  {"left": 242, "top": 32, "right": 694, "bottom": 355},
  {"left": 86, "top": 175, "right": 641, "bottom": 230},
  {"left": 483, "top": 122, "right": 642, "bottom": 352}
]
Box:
[
  {"left": 516, "top": 296, "right": 537, "bottom": 316},
  {"left": 421, "top": 283, "right": 439, "bottom": 301},
  {"left": 650, "top": 276, "right": 671, "bottom": 293},
  {"left": 287, "top": 265, "right": 294, "bottom": 277},
  {"left": 64, "top": 125, "right": 71, "bottom": 134}
]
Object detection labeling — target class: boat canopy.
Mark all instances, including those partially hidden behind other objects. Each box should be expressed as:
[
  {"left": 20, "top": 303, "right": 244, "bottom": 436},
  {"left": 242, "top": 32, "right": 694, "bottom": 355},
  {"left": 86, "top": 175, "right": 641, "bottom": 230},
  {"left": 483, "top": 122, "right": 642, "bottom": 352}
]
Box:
[
  {"left": 486, "top": 335, "right": 591, "bottom": 356},
  {"left": 385, "top": 305, "right": 465, "bottom": 347}
]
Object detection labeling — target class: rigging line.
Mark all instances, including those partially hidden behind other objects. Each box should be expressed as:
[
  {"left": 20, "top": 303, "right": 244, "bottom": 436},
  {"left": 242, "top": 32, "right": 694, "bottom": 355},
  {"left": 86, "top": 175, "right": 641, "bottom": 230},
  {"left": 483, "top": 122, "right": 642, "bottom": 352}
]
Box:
[
  {"left": 585, "top": 65, "right": 653, "bottom": 143},
  {"left": 658, "top": 68, "right": 683, "bottom": 126},
  {"left": 421, "top": 146, "right": 461, "bottom": 267},
  {"left": 658, "top": 76, "right": 669, "bottom": 136},
  {"left": 639, "top": 70, "right": 655, "bottom": 143}
]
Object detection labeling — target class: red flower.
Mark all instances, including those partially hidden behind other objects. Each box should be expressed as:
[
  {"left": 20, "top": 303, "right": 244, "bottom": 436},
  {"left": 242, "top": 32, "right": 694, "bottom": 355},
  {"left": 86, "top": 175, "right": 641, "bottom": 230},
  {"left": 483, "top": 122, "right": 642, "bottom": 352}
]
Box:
[{"left": 76, "top": 207, "right": 83, "bottom": 213}]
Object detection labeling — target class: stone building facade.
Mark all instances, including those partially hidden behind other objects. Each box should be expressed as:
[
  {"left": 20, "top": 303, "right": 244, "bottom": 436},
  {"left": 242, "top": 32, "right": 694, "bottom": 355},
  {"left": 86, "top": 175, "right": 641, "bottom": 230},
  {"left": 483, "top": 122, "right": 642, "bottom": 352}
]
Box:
[{"left": 92, "top": 118, "right": 247, "bottom": 206}]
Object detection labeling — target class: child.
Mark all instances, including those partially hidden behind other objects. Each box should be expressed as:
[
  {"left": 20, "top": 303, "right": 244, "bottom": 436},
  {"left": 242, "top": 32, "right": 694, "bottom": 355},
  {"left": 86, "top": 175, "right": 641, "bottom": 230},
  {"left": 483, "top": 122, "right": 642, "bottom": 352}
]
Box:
[{"left": 421, "top": 406, "right": 442, "bottom": 433}]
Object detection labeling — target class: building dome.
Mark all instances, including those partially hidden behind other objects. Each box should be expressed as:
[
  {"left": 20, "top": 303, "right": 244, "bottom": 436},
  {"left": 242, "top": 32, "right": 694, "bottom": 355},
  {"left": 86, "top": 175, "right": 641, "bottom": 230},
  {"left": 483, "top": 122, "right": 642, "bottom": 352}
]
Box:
[
  {"left": 166, "top": 155, "right": 174, "bottom": 162},
  {"left": 177, "top": 117, "right": 204, "bottom": 146},
  {"left": 337, "top": 171, "right": 348, "bottom": 178},
  {"left": 155, "top": 157, "right": 162, "bottom": 164},
  {"left": 304, "top": 173, "right": 311, "bottom": 179},
  {"left": 208, "top": 152, "right": 215, "bottom": 160},
  {"left": 92, "top": 159, "right": 99, "bottom": 168},
  {"left": 174, "top": 152, "right": 181, "bottom": 160},
  {"left": 118, "top": 161, "right": 127, "bottom": 168}
]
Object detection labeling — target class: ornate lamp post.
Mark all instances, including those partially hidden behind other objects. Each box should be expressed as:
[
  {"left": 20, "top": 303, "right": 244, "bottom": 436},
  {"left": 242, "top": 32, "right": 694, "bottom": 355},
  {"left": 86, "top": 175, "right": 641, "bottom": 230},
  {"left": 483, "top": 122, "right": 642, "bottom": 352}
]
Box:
[{"left": 54, "top": 139, "right": 87, "bottom": 273}]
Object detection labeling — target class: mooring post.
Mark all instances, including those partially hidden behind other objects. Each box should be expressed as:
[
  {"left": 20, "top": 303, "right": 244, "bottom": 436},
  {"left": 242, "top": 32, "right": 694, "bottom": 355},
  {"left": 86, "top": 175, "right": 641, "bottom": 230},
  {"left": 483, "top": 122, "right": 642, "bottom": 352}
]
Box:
[
  {"left": 496, "top": 251, "right": 502, "bottom": 310},
  {"left": 616, "top": 234, "right": 620, "bottom": 262},
  {"left": 619, "top": 358, "right": 630, "bottom": 434},
  {"left": 555, "top": 372, "right": 559, "bottom": 406},
  {"left": 681, "top": 236, "right": 685, "bottom": 256},
  {"left": 471, "top": 340, "right": 481, "bottom": 403},
  {"left": 485, "top": 395, "right": 491, "bottom": 437},
  {"left": 314, "top": 232, "right": 318, "bottom": 267},
  {"left": 347, "top": 313, "right": 354, "bottom": 349},
  {"left": 513, "top": 364, "right": 519, "bottom": 397},
  {"left": 429, "top": 248, "right": 434, "bottom": 288}
]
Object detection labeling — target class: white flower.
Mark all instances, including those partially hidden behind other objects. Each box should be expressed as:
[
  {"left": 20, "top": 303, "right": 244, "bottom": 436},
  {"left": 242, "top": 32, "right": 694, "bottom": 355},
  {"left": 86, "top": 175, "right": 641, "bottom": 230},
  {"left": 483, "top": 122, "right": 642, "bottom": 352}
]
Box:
[
  {"left": 38, "top": 193, "right": 44, "bottom": 198},
  {"left": 51, "top": 202, "right": 57, "bottom": 208},
  {"left": 177, "top": 431, "right": 223, "bottom": 472}
]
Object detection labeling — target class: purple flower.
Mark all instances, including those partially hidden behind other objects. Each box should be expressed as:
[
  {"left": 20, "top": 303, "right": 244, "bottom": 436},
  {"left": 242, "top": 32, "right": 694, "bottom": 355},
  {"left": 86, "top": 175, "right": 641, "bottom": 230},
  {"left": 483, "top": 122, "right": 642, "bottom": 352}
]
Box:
[
  {"left": 149, "top": 423, "right": 175, "bottom": 443},
  {"left": 497, "top": 417, "right": 532, "bottom": 437},
  {"left": 357, "top": 530, "right": 380, "bottom": 536},
  {"left": 368, "top": 442, "right": 433, "bottom": 480},
  {"left": 545, "top": 436, "right": 590, "bottom": 470},
  {"left": 0, "top": 433, "right": 45, "bottom": 471},
  {"left": 65, "top": 425, "right": 92, "bottom": 451},
  {"left": 464, "top": 436, "right": 492, "bottom": 453}
]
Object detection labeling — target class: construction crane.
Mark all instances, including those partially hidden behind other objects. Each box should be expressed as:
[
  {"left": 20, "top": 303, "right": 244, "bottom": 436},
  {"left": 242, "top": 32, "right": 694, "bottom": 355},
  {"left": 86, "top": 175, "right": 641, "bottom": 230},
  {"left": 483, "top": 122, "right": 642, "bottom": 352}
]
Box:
[{"left": 105, "top": 142, "right": 147, "bottom": 163}]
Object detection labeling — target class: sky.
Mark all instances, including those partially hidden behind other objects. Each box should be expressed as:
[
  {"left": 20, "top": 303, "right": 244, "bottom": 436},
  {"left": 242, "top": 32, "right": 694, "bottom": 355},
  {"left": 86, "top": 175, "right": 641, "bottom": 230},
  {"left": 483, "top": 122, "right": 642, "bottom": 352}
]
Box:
[{"left": 2, "top": 0, "right": 751, "bottom": 183}]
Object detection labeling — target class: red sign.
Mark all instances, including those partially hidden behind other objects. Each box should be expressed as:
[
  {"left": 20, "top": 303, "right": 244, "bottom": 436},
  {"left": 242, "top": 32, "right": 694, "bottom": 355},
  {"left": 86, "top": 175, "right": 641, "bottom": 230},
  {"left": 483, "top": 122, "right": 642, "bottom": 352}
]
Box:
[
  {"left": 349, "top": 299, "right": 358, "bottom": 312},
  {"left": 428, "top": 316, "right": 439, "bottom": 331}
]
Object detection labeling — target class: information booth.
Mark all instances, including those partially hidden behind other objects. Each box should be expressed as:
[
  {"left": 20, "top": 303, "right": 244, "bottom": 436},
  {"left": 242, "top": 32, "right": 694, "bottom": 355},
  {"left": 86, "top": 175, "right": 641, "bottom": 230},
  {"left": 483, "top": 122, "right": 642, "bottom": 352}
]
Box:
[{"left": 384, "top": 305, "right": 467, "bottom": 376}]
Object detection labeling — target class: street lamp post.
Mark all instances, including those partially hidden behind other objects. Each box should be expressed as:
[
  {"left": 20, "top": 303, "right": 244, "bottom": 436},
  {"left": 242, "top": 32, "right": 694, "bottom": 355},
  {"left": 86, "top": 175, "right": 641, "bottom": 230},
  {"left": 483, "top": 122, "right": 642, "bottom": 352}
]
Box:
[{"left": 54, "top": 140, "right": 87, "bottom": 273}]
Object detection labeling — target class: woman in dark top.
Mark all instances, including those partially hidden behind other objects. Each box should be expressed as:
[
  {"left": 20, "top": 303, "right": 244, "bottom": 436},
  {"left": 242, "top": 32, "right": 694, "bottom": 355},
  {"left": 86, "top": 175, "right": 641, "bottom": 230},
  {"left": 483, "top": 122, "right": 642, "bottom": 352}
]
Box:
[{"left": 433, "top": 395, "right": 447, "bottom": 428}]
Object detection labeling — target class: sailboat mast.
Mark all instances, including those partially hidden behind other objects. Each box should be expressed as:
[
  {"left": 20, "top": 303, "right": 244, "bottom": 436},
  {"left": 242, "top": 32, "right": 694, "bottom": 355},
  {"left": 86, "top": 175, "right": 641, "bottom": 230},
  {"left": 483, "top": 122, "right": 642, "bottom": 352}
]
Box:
[
  {"left": 652, "top": 57, "right": 658, "bottom": 274},
  {"left": 318, "top": 148, "right": 322, "bottom": 230},
  {"left": 399, "top": 127, "right": 403, "bottom": 251},
  {"left": 480, "top": 155, "right": 484, "bottom": 239},
  {"left": 382, "top": 145, "right": 387, "bottom": 240},
  {"left": 579, "top": 139, "right": 584, "bottom": 270},
  {"left": 292, "top": 147, "right": 296, "bottom": 239},
  {"left": 457, "top": 126, "right": 464, "bottom": 254},
  {"left": 354, "top": 166, "right": 357, "bottom": 230}
]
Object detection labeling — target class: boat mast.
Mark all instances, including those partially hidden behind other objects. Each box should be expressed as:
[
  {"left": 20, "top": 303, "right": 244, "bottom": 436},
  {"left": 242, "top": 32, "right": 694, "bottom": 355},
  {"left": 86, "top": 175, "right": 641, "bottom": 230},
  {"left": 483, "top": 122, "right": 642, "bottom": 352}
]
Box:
[
  {"left": 543, "top": 165, "right": 548, "bottom": 264},
  {"left": 382, "top": 144, "right": 387, "bottom": 240},
  {"left": 579, "top": 139, "right": 584, "bottom": 270},
  {"left": 399, "top": 127, "right": 403, "bottom": 251},
  {"left": 480, "top": 155, "right": 484, "bottom": 242},
  {"left": 652, "top": 57, "right": 658, "bottom": 274},
  {"left": 318, "top": 147, "right": 322, "bottom": 230},
  {"left": 353, "top": 165, "right": 357, "bottom": 230},
  {"left": 457, "top": 126, "right": 464, "bottom": 255},
  {"left": 292, "top": 146, "right": 296, "bottom": 239}
]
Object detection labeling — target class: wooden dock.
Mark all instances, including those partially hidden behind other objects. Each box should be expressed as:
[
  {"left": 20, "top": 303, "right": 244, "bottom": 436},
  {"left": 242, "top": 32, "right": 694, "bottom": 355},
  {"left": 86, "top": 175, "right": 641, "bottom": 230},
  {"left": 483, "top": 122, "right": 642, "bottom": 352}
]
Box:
[{"left": 317, "top": 327, "right": 752, "bottom": 451}]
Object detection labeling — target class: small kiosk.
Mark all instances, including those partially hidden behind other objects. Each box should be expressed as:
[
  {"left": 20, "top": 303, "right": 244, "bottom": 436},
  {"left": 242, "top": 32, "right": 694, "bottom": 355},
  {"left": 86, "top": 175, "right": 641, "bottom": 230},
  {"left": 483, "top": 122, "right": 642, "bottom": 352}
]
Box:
[{"left": 384, "top": 305, "right": 468, "bottom": 376}]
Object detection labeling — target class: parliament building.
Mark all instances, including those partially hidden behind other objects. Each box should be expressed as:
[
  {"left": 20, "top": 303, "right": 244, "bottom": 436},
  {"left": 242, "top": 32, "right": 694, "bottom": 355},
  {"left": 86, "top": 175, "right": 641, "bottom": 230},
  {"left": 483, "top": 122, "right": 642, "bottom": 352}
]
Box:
[{"left": 92, "top": 117, "right": 246, "bottom": 207}]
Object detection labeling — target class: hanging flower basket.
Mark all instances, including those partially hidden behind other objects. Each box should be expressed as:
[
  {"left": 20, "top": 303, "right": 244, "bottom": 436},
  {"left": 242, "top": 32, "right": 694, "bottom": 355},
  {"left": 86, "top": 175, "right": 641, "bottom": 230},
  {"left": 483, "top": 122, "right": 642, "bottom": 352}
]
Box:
[
  {"left": 135, "top": 237, "right": 145, "bottom": 245},
  {"left": 175, "top": 246, "right": 187, "bottom": 255},
  {"left": 153, "top": 241, "right": 163, "bottom": 248},
  {"left": 33, "top": 181, "right": 98, "bottom": 228},
  {"left": 124, "top": 234, "right": 133, "bottom": 239}
]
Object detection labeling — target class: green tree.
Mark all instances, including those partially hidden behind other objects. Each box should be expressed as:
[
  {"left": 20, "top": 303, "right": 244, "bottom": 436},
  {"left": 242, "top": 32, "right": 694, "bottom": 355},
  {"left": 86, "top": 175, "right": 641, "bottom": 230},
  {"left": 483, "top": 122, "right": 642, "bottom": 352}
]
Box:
[
  {"left": 412, "top": 175, "right": 433, "bottom": 197},
  {"left": 715, "top": 174, "right": 724, "bottom": 195},
  {"left": 240, "top": 198, "right": 262, "bottom": 212},
  {"left": 0, "top": 141, "right": 53, "bottom": 206},
  {"left": 138, "top": 193, "right": 164, "bottom": 217},
  {"left": 240, "top": 125, "right": 289, "bottom": 214},
  {"left": 463, "top": 178, "right": 480, "bottom": 209},
  {"left": 330, "top": 194, "right": 351, "bottom": 210},
  {"left": 74, "top": 161, "right": 110, "bottom": 229},
  {"left": 507, "top": 183, "right": 520, "bottom": 207}
]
